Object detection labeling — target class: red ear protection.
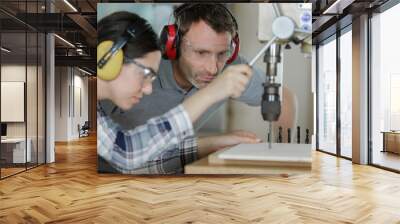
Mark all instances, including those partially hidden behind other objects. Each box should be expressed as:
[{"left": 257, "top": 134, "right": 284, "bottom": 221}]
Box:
[
  {"left": 160, "top": 4, "right": 239, "bottom": 64},
  {"left": 226, "top": 33, "right": 240, "bottom": 64},
  {"left": 160, "top": 24, "right": 180, "bottom": 60}
]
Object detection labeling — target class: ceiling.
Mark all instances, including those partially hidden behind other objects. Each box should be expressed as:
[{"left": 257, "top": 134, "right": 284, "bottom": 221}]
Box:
[
  {"left": 311, "top": 0, "right": 389, "bottom": 44},
  {"left": 0, "top": 0, "right": 98, "bottom": 74}
]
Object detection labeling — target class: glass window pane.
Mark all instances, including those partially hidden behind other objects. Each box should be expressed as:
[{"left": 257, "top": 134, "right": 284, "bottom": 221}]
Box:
[
  {"left": 340, "top": 29, "right": 352, "bottom": 158},
  {"left": 27, "top": 31, "right": 38, "bottom": 169},
  {"left": 371, "top": 3, "right": 400, "bottom": 171},
  {"left": 318, "top": 37, "right": 337, "bottom": 155},
  {"left": 1, "top": 30, "right": 27, "bottom": 177},
  {"left": 38, "top": 32, "right": 45, "bottom": 165},
  {"left": 1, "top": 0, "right": 46, "bottom": 179}
]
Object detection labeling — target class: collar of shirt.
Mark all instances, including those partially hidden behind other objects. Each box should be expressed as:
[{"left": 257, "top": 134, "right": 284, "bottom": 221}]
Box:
[
  {"left": 97, "top": 103, "right": 106, "bottom": 117},
  {"left": 156, "top": 59, "right": 197, "bottom": 96}
]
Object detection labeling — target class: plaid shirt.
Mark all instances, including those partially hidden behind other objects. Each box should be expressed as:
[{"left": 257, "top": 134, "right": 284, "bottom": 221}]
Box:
[{"left": 97, "top": 103, "right": 198, "bottom": 174}]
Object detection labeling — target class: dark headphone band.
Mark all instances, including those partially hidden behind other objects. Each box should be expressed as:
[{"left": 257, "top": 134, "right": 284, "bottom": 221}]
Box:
[
  {"left": 97, "top": 24, "right": 149, "bottom": 69},
  {"left": 173, "top": 3, "right": 238, "bottom": 34}
]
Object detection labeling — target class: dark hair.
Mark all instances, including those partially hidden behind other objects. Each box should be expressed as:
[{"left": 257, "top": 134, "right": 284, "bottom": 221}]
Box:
[
  {"left": 98, "top": 11, "right": 160, "bottom": 61},
  {"left": 174, "top": 3, "right": 237, "bottom": 37}
]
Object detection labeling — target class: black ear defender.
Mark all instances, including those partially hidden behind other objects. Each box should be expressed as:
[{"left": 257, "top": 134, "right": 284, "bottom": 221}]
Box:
[
  {"left": 97, "top": 25, "right": 145, "bottom": 81},
  {"left": 159, "top": 3, "right": 240, "bottom": 64}
]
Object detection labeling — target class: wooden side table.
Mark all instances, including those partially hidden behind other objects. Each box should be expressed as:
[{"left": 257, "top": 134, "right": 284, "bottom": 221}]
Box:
[{"left": 381, "top": 131, "right": 400, "bottom": 154}]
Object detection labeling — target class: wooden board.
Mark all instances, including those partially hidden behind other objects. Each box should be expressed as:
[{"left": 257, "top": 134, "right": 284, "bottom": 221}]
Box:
[
  {"left": 185, "top": 155, "right": 311, "bottom": 175},
  {"left": 209, "top": 148, "right": 311, "bottom": 167},
  {"left": 185, "top": 143, "right": 312, "bottom": 175},
  {"left": 217, "top": 143, "right": 311, "bottom": 163}
]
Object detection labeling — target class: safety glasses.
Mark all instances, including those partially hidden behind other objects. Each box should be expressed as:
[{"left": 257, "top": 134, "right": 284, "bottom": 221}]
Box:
[
  {"left": 124, "top": 57, "right": 157, "bottom": 83},
  {"left": 180, "top": 38, "right": 233, "bottom": 64}
]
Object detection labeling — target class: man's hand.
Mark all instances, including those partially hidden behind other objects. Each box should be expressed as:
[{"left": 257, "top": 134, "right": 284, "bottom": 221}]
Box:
[
  {"left": 205, "top": 64, "right": 253, "bottom": 101},
  {"left": 197, "top": 130, "right": 261, "bottom": 158},
  {"left": 182, "top": 64, "right": 252, "bottom": 123}
]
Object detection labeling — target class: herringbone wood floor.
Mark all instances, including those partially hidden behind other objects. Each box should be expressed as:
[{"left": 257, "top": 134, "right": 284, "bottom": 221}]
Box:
[{"left": 1, "top": 135, "right": 400, "bottom": 224}]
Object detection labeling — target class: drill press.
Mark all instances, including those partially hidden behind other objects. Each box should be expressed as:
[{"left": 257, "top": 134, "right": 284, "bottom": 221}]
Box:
[{"left": 248, "top": 3, "right": 311, "bottom": 149}]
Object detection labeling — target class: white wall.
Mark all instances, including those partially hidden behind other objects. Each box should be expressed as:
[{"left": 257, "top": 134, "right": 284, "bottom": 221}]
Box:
[
  {"left": 55, "top": 67, "right": 67, "bottom": 141},
  {"left": 312, "top": 45, "right": 317, "bottom": 150},
  {"left": 98, "top": 3, "right": 175, "bottom": 33},
  {"left": 72, "top": 73, "right": 89, "bottom": 138},
  {"left": 1, "top": 82, "right": 25, "bottom": 122},
  {"left": 54, "top": 67, "right": 89, "bottom": 141}
]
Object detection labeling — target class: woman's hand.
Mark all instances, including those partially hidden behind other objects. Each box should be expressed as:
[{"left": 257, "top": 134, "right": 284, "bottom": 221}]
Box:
[{"left": 197, "top": 130, "right": 262, "bottom": 158}]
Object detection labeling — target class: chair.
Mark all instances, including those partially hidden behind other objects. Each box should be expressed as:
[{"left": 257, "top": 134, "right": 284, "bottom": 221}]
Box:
[{"left": 79, "top": 121, "right": 90, "bottom": 138}]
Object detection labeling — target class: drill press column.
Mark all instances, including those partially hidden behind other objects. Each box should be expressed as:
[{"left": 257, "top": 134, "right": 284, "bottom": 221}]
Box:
[
  {"left": 262, "top": 43, "right": 282, "bottom": 149},
  {"left": 262, "top": 43, "right": 281, "bottom": 122}
]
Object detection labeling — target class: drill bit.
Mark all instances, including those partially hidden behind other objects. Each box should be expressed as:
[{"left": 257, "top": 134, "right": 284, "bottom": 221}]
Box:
[{"left": 268, "top": 122, "right": 272, "bottom": 149}]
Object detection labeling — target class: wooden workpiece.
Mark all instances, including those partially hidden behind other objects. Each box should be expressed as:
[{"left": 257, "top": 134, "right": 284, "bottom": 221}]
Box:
[{"left": 185, "top": 143, "right": 312, "bottom": 175}]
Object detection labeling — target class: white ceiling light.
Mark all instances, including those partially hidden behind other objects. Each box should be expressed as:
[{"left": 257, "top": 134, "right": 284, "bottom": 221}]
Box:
[
  {"left": 1, "top": 47, "right": 11, "bottom": 53},
  {"left": 323, "top": 0, "right": 342, "bottom": 14},
  {"left": 54, "top": 34, "right": 75, "bottom": 48},
  {"left": 76, "top": 48, "right": 86, "bottom": 55},
  {"left": 63, "top": 0, "right": 78, "bottom": 12},
  {"left": 323, "top": 0, "right": 354, "bottom": 15},
  {"left": 78, "top": 67, "right": 93, "bottom": 76}
]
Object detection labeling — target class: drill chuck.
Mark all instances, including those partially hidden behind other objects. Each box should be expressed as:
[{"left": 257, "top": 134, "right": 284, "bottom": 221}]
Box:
[{"left": 261, "top": 83, "right": 281, "bottom": 122}]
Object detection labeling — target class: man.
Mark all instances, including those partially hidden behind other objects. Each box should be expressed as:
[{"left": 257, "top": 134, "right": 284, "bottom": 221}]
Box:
[{"left": 100, "top": 3, "right": 265, "bottom": 156}]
